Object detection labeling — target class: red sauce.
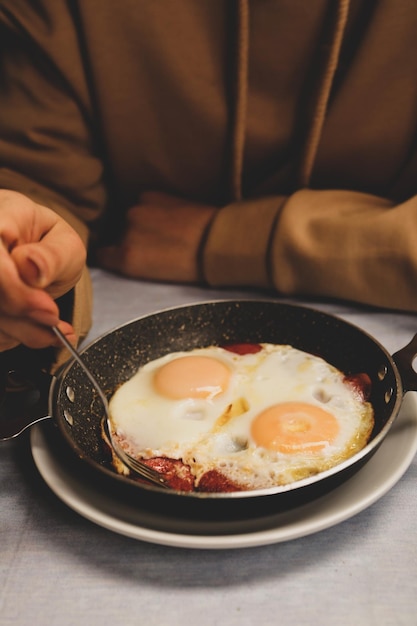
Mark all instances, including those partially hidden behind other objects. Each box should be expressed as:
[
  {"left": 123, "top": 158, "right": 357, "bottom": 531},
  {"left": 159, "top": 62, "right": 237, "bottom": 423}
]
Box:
[
  {"left": 344, "top": 372, "right": 372, "bottom": 401},
  {"left": 144, "top": 457, "right": 195, "bottom": 491},
  {"left": 222, "top": 342, "right": 262, "bottom": 355},
  {"left": 197, "top": 470, "right": 243, "bottom": 493},
  {"left": 141, "top": 459, "right": 243, "bottom": 492}
]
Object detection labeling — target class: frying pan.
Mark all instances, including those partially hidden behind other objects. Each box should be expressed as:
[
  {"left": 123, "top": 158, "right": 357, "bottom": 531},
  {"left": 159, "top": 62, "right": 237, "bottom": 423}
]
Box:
[{"left": 2, "top": 299, "right": 417, "bottom": 521}]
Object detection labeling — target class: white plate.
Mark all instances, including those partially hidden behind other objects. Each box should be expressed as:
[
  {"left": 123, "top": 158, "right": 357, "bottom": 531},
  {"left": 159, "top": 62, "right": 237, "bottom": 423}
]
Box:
[{"left": 31, "top": 392, "right": 417, "bottom": 550}]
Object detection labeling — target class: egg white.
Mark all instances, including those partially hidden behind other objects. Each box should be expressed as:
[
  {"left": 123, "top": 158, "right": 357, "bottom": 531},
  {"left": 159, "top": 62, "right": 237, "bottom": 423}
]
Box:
[
  {"left": 109, "top": 346, "right": 254, "bottom": 456},
  {"left": 108, "top": 344, "right": 374, "bottom": 490}
]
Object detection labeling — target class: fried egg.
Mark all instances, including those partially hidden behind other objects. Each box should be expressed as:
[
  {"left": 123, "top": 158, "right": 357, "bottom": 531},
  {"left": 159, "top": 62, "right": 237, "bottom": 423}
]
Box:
[{"left": 108, "top": 344, "right": 374, "bottom": 491}]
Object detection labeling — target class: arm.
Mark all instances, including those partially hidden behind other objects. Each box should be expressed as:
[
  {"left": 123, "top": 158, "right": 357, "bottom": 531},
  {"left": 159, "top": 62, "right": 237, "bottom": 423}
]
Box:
[
  {"left": 203, "top": 188, "right": 417, "bottom": 312},
  {"left": 0, "top": 190, "right": 85, "bottom": 352},
  {"left": 0, "top": 3, "right": 105, "bottom": 360},
  {"left": 100, "top": 187, "right": 417, "bottom": 314}
]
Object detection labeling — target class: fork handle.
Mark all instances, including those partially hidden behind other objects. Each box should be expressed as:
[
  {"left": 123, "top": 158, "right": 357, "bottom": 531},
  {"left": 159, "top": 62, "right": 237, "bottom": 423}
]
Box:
[{"left": 52, "top": 327, "right": 109, "bottom": 414}]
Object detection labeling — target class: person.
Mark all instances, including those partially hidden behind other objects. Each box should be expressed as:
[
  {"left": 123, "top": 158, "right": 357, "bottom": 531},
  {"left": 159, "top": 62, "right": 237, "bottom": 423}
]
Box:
[{"left": 1, "top": 0, "right": 417, "bottom": 372}]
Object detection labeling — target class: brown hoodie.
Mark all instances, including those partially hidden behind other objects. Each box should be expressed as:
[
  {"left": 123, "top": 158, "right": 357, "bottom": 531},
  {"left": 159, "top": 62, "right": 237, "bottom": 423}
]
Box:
[{"left": 1, "top": 0, "right": 417, "bottom": 348}]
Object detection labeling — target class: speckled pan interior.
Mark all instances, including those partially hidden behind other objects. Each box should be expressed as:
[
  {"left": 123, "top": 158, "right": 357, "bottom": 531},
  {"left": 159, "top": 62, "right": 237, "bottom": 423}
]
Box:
[{"left": 49, "top": 300, "right": 403, "bottom": 518}]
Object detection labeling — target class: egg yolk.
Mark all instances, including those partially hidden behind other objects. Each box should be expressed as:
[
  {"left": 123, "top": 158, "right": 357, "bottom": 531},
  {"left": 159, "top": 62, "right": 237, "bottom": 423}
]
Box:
[
  {"left": 153, "top": 356, "right": 231, "bottom": 400},
  {"left": 251, "top": 402, "right": 340, "bottom": 453}
]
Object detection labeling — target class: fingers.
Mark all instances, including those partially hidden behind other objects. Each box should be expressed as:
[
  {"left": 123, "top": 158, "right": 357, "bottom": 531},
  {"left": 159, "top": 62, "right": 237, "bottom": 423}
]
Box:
[
  {"left": 0, "top": 252, "right": 75, "bottom": 349},
  {"left": 0, "top": 236, "right": 59, "bottom": 323},
  {"left": 11, "top": 243, "right": 51, "bottom": 290},
  {"left": 0, "top": 191, "right": 85, "bottom": 351},
  {"left": 10, "top": 224, "right": 86, "bottom": 296},
  {"left": 0, "top": 318, "right": 75, "bottom": 351}
]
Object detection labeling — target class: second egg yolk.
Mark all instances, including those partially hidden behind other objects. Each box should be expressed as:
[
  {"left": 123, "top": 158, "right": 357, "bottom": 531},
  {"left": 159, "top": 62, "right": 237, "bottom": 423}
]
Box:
[
  {"left": 153, "top": 356, "right": 231, "bottom": 400},
  {"left": 251, "top": 402, "right": 340, "bottom": 453}
]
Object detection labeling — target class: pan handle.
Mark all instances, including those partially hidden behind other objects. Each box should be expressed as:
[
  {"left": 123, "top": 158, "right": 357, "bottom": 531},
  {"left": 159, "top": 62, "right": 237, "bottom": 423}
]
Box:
[
  {"left": 392, "top": 333, "right": 417, "bottom": 394},
  {"left": 0, "top": 367, "right": 53, "bottom": 440}
]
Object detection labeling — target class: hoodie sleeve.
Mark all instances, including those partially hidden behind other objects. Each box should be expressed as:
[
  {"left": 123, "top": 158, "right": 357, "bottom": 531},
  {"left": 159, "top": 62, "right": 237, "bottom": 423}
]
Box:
[
  {"left": 0, "top": 3, "right": 106, "bottom": 350},
  {"left": 202, "top": 188, "right": 417, "bottom": 312}
]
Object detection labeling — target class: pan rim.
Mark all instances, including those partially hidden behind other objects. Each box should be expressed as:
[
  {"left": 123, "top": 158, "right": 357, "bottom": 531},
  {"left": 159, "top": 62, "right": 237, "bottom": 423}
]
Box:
[{"left": 50, "top": 298, "right": 405, "bottom": 501}]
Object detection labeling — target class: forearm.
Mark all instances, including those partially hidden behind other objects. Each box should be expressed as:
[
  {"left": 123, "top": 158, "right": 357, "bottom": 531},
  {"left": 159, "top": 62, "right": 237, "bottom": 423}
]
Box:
[
  {"left": 202, "top": 188, "right": 417, "bottom": 312},
  {"left": 202, "top": 195, "right": 287, "bottom": 288},
  {"left": 271, "top": 189, "right": 417, "bottom": 311}
]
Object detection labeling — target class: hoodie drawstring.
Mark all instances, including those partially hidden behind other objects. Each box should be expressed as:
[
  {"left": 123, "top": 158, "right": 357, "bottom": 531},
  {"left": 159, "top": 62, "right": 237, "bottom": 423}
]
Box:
[
  {"left": 231, "top": 0, "right": 249, "bottom": 202},
  {"left": 298, "top": 0, "right": 350, "bottom": 187},
  {"left": 231, "top": 0, "right": 350, "bottom": 199}
]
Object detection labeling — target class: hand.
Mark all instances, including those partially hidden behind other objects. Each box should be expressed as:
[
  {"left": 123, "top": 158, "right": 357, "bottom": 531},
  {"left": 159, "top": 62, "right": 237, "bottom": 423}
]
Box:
[
  {"left": 0, "top": 190, "right": 86, "bottom": 351},
  {"left": 96, "top": 191, "right": 217, "bottom": 283}
]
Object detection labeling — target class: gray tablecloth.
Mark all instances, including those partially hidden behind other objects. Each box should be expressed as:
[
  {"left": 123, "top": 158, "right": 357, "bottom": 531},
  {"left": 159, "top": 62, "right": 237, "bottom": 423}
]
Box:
[{"left": 2, "top": 269, "right": 417, "bottom": 626}]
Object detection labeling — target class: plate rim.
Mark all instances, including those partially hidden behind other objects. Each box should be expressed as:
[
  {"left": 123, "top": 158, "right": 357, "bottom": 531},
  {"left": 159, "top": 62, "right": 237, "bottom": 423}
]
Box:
[{"left": 30, "top": 392, "right": 417, "bottom": 550}]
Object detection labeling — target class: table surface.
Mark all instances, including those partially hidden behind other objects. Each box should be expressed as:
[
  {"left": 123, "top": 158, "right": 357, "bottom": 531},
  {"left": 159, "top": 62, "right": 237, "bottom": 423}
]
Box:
[{"left": 2, "top": 268, "right": 417, "bottom": 626}]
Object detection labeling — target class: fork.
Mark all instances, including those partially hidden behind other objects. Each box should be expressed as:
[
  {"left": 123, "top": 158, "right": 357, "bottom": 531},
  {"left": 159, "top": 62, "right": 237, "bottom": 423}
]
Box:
[
  {"left": 100, "top": 416, "right": 170, "bottom": 488},
  {"left": 52, "top": 326, "right": 169, "bottom": 489}
]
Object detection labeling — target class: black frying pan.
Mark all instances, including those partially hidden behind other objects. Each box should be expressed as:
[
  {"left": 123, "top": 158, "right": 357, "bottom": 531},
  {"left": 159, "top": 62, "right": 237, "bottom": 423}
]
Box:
[{"left": 2, "top": 300, "right": 417, "bottom": 521}]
